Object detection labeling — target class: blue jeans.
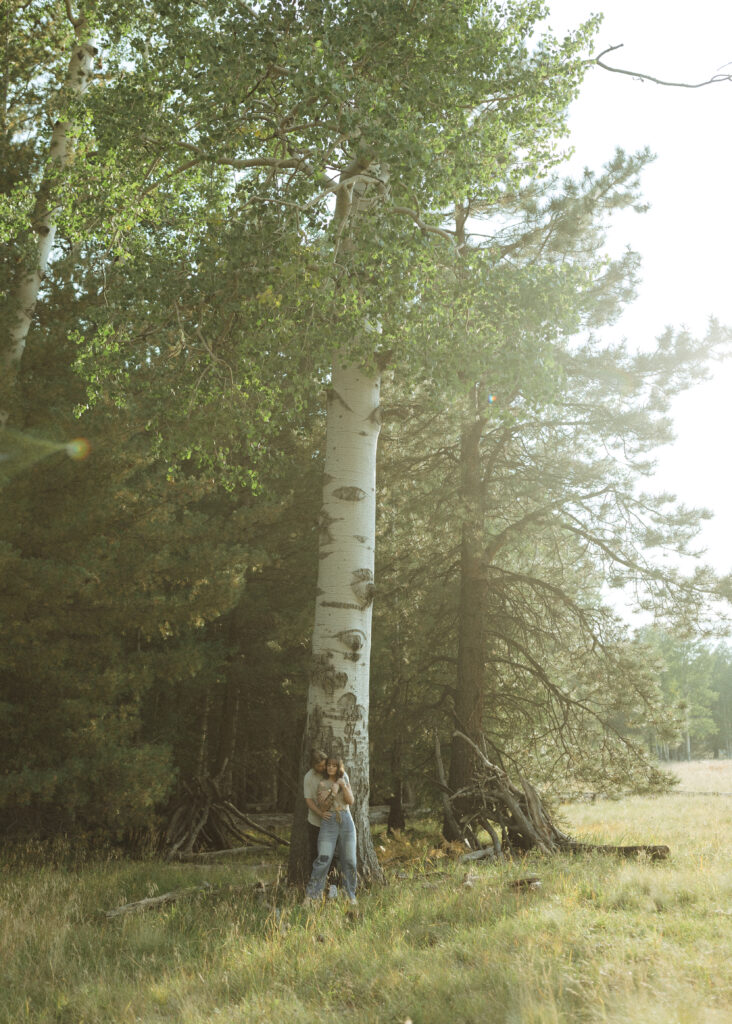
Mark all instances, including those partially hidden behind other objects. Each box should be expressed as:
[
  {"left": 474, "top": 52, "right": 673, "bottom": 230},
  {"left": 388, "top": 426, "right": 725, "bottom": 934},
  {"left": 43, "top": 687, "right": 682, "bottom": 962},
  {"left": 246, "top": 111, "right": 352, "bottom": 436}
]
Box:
[{"left": 305, "top": 810, "right": 357, "bottom": 900}]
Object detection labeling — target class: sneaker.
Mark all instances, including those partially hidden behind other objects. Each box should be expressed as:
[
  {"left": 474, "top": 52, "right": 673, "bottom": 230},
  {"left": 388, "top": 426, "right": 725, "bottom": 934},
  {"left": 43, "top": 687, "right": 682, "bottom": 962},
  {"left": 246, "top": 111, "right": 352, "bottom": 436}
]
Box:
[
  {"left": 327, "top": 884, "right": 338, "bottom": 900},
  {"left": 348, "top": 896, "right": 357, "bottom": 907}
]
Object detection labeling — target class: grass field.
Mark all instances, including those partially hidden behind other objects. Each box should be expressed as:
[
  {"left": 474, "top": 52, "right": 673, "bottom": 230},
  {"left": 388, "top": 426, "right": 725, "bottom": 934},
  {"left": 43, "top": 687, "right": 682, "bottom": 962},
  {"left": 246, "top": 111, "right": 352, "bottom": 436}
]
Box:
[
  {"left": 663, "top": 758, "right": 732, "bottom": 794},
  {"left": 1, "top": 771, "right": 731, "bottom": 1023}
]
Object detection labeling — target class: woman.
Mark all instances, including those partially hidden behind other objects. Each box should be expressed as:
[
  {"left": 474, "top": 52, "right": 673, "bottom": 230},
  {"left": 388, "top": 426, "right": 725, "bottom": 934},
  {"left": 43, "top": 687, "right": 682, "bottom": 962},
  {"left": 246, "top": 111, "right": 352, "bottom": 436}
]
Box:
[{"left": 304, "top": 755, "right": 358, "bottom": 905}]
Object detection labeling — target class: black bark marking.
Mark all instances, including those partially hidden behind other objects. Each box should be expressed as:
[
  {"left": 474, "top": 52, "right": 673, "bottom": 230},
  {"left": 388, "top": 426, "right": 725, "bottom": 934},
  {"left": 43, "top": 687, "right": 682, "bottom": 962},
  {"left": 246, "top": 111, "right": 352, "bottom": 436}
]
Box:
[
  {"left": 368, "top": 405, "right": 383, "bottom": 426},
  {"left": 311, "top": 651, "right": 347, "bottom": 696},
  {"left": 351, "top": 568, "right": 375, "bottom": 609},
  {"left": 320, "top": 601, "right": 361, "bottom": 610},
  {"left": 327, "top": 388, "right": 353, "bottom": 412},
  {"left": 306, "top": 705, "right": 326, "bottom": 748},
  {"left": 318, "top": 508, "right": 342, "bottom": 546},
  {"left": 334, "top": 628, "right": 366, "bottom": 652},
  {"left": 332, "top": 486, "right": 367, "bottom": 502},
  {"left": 337, "top": 693, "right": 365, "bottom": 749},
  {"left": 353, "top": 535, "right": 367, "bottom": 544}
]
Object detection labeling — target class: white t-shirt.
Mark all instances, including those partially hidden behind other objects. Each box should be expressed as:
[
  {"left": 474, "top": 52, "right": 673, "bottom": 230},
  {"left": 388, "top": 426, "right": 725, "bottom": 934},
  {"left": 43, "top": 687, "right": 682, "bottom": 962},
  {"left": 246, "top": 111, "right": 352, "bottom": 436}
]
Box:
[{"left": 304, "top": 768, "right": 350, "bottom": 827}]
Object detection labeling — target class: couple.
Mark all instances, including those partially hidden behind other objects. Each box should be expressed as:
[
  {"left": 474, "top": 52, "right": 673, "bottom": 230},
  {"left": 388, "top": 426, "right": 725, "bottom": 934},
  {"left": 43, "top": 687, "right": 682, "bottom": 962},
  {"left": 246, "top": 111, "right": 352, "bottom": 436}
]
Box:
[{"left": 303, "top": 749, "right": 358, "bottom": 905}]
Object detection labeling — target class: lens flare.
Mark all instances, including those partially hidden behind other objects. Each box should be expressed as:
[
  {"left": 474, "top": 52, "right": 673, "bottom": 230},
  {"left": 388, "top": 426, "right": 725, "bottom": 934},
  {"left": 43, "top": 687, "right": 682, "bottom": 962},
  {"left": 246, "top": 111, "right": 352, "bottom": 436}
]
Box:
[
  {"left": 66, "top": 438, "right": 91, "bottom": 461},
  {"left": 487, "top": 394, "right": 496, "bottom": 404}
]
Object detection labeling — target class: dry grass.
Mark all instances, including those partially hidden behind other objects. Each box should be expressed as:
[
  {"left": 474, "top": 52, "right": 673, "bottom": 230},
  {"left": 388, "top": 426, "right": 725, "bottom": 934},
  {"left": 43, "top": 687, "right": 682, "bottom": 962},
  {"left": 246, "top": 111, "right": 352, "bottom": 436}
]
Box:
[
  {"left": 662, "top": 758, "right": 732, "bottom": 793},
  {"left": 1, "top": 775, "right": 731, "bottom": 1023}
]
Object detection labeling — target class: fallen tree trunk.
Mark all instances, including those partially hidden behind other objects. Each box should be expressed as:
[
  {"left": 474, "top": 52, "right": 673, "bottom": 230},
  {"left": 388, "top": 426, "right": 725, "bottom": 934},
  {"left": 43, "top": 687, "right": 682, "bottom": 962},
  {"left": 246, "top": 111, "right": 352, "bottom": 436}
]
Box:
[
  {"left": 105, "top": 883, "right": 216, "bottom": 917},
  {"left": 104, "top": 879, "right": 269, "bottom": 918}
]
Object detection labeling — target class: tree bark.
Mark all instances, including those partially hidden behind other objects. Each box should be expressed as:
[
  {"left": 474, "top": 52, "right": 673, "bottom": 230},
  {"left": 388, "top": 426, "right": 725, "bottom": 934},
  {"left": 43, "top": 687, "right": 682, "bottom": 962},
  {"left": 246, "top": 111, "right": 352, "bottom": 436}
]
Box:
[
  {"left": 446, "top": 405, "right": 487, "bottom": 837},
  {"left": 289, "top": 357, "right": 384, "bottom": 883},
  {"left": 2, "top": 13, "right": 96, "bottom": 423},
  {"left": 288, "top": 154, "right": 391, "bottom": 886}
]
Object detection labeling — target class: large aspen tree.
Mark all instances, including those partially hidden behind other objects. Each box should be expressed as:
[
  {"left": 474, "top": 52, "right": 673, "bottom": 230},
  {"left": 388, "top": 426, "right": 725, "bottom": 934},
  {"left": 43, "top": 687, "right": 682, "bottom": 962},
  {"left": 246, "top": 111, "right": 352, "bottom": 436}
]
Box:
[{"left": 279, "top": 2, "right": 599, "bottom": 881}]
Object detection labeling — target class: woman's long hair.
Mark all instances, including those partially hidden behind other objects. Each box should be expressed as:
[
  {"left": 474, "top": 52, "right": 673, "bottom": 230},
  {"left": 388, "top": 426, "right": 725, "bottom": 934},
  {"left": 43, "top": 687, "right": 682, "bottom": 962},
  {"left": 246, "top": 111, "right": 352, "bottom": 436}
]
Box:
[{"left": 325, "top": 754, "right": 345, "bottom": 780}]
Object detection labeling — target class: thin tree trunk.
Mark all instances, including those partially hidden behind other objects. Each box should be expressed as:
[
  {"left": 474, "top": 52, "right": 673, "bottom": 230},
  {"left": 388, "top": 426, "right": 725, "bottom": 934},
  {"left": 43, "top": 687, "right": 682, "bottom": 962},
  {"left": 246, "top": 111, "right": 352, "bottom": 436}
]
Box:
[
  {"left": 2, "top": 10, "right": 96, "bottom": 421},
  {"left": 446, "top": 404, "right": 487, "bottom": 838},
  {"left": 197, "top": 686, "right": 212, "bottom": 778},
  {"left": 216, "top": 676, "right": 241, "bottom": 797}
]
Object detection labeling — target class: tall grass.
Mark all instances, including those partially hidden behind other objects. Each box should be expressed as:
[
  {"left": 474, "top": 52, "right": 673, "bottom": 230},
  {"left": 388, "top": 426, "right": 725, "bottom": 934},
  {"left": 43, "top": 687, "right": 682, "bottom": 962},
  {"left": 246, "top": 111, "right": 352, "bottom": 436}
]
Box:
[
  {"left": 1, "top": 789, "right": 731, "bottom": 1023},
  {"left": 663, "top": 758, "right": 732, "bottom": 794}
]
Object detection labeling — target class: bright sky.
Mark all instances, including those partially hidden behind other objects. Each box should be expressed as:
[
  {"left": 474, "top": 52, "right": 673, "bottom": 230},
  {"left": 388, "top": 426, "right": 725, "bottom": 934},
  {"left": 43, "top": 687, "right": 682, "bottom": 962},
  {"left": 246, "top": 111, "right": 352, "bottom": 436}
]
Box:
[{"left": 544, "top": 0, "right": 732, "bottom": 578}]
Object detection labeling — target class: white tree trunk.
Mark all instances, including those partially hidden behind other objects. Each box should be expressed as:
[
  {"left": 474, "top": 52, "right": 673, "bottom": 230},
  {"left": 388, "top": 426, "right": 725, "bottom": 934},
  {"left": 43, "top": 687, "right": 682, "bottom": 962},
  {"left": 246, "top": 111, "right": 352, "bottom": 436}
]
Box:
[
  {"left": 2, "top": 23, "right": 96, "bottom": 414},
  {"left": 303, "top": 356, "right": 383, "bottom": 878}
]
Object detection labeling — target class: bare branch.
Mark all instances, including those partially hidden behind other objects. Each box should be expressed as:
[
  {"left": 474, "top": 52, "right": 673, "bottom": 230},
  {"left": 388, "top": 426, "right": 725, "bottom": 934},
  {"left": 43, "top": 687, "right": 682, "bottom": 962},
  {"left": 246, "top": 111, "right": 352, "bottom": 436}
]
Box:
[{"left": 595, "top": 45, "right": 732, "bottom": 88}]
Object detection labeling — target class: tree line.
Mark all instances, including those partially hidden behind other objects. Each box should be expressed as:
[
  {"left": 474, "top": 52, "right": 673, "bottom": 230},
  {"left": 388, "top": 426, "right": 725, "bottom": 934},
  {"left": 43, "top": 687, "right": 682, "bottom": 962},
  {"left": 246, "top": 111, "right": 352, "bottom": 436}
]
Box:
[{"left": 1, "top": 0, "right": 730, "bottom": 855}]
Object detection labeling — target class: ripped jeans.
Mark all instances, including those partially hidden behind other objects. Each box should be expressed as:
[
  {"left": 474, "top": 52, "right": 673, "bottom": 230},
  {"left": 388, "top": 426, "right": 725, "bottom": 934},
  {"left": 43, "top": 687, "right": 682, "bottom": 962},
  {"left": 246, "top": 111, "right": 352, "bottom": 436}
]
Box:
[{"left": 305, "top": 809, "right": 357, "bottom": 900}]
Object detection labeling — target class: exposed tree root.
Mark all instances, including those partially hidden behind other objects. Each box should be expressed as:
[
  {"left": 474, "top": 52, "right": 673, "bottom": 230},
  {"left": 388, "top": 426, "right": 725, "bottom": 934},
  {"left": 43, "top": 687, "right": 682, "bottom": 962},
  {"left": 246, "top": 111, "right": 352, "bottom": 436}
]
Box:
[{"left": 441, "top": 732, "right": 669, "bottom": 861}]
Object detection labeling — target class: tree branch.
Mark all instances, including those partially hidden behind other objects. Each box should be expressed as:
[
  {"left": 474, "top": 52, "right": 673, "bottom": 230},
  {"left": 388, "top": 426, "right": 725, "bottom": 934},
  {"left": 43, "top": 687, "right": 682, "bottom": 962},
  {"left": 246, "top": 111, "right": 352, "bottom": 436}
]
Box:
[
  {"left": 390, "top": 206, "right": 455, "bottom": 243},
  {"left": 595, "top": 45, "right": 732, "bottom": 89}
]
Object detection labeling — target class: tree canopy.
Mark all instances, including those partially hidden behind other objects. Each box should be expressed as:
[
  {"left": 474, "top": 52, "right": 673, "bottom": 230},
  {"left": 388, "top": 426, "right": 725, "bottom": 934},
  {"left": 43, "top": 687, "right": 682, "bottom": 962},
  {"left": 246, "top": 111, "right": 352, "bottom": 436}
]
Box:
[{"left": 1, "top": 0, "right": 730, "bottom": 846}]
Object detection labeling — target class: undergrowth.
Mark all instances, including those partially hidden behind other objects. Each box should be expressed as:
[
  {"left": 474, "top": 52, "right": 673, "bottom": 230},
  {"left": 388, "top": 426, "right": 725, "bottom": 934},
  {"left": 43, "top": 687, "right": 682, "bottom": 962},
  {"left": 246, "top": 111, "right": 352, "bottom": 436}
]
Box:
[{"left": 1, "top": 792, "right": 731, "bottom": 1023}]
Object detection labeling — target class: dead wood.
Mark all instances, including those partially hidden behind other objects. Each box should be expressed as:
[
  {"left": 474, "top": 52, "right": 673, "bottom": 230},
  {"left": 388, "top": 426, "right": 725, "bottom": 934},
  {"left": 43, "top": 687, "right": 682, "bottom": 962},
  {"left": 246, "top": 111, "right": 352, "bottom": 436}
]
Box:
[
  {"left": 438, "top": 731, "right": 670, "bottom": 862},
  {"left": 105, "top": 883, "right": 215, "bottom": 917},
  {"left": 164, "top": 776, "right": 289, "bottom": 858},
  {"left": 230, "top": 806, "right": 290, "bottom": 847},
  {"left": 434, "top": 732, "right": 463, "bottom": 841},
  {"left": 563, "top": 843, "right": 670, "bottom": 861},
  {"left": 449, "top": 731, "right": 572, "bottom": 854},
  {"left": 167, "top": 844, "right": 271, "bottom": 862},
  {"left": 507, "top": 876, "right": 542, "bottom": 890},
  {"left": 459, "top": 847, "right": 496, "bottom": 863},
  {"left": 104, "top": 879, "right": 263, "bottom": 918}
]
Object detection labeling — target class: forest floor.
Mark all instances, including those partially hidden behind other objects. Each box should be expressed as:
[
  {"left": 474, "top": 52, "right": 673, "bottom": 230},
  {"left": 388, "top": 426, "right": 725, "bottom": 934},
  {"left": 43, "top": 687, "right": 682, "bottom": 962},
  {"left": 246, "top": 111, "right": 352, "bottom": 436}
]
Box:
[{"left": 1, "top": 768, "right": 731, "bottom": 1024}]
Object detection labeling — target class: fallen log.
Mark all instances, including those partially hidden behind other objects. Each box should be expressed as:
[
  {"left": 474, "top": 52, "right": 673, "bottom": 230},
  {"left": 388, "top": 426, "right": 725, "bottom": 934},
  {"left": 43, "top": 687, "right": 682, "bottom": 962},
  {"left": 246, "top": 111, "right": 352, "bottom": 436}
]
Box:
[
  {"left": 104, "top": 880, "right": 259, "bottom": 918},
  {"left": 459, "top": 847, "right": 496, "bottom": 864},
  {"left": 105, "top": 883, "right": 214, "bottom": 917},
  {"left": 507, "top": 876, "right": 542, "bottom": 890},
  {"left": 563, "top": 843, "right": 670, "bottom": 861}
]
